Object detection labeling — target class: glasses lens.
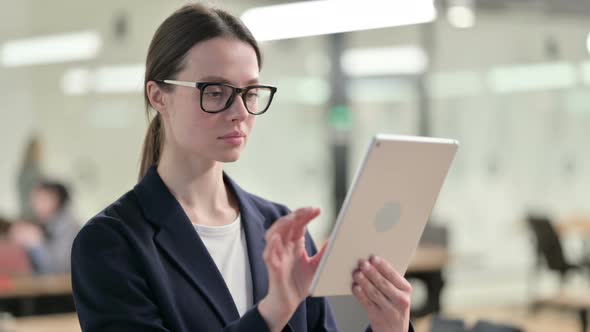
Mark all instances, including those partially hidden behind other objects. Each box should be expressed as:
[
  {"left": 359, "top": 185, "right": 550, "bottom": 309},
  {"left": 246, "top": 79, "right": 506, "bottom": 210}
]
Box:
[
  {"left": 244, "top": 87, "right": 273, "bottom": 114},
  {"left": 201, "top": 84, "right": 233, "bottom": 112}
]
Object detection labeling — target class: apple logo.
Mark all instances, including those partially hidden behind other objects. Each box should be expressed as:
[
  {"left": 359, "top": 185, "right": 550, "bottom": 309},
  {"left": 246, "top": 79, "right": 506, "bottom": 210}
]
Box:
[{"left": 374, "top": 202, "right": 402, "bottom": 232}]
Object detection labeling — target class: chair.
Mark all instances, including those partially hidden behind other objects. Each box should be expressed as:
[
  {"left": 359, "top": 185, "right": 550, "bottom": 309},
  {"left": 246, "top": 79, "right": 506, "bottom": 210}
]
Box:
[
  {"left": 412, "top": 222, "right": 449, "bottom": 318},
  {"left": 429, "top": 315, "right": 467, "bottom": 332},
  {"left": 526, "top": 214, "right": 588, "bottom": 287},
  {"left": 471, "top": 320, "right": 523, "bottom": 332},
  {"left": 420, "top": 222, "right": 449, "bottom": 247}
]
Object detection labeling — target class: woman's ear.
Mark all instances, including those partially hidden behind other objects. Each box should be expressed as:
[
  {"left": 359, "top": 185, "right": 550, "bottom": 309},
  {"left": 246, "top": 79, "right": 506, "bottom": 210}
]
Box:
[{"left": 146, "top": 81, "right": 168, "bottom": 115}]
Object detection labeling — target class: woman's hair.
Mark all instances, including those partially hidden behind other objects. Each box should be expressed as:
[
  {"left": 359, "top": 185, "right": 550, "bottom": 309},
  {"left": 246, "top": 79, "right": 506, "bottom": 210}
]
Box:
[
  {"left": 138, "top": 3, "right": 262, "bottom": 180},
  {"left": 36, "top": 180, "right": 71, "bottom": 210}
]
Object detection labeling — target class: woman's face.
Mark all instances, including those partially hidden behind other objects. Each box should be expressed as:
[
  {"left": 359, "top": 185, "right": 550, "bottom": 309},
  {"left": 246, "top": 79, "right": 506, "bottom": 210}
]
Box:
[
  {"left": 160, "top": 37, "right": 260, "bottom": 163},
  {"left": 31, "top": 188, "right": 59, "bottom": 223}
]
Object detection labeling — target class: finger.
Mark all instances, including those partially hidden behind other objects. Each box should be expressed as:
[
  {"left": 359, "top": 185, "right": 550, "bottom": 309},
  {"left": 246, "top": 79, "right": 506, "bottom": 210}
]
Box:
[
  {"left": 289, "top": 208, "right": 320, "bottom": 241},
  {"left": 370, "top": 256, "right": 412, "bottom": 292},
  {"left": 264, "top": 233, "right": 281, "bottom": 257},
  {"left": 267, "top": 208, "right": 320, "bottom": 247},
  {"left": 353, "top": 268, "right": 390, "bottom": 310},
  {"left": 359, "top": 259, "right": 398, "bottom": 303},
  {"left": 309, "top": 240, "right": 329, "bottom": 269},
  {"left": 281, "top": 207, "right": 319, "bottom": 243},
  {"left": 266, "top": 234, "right": 284, "bottom": 270},
  {"left": 262, "top": 234, "right": 274, "bottom": 264},
  {"left": 352, "top": 283, "right": 378, "bottom": 312},
  {"left": 290, "top": 209, "right": 320, "bottom": 258},
  {"left": 265, "top": 207, "right": 316, "bottom": 242}
]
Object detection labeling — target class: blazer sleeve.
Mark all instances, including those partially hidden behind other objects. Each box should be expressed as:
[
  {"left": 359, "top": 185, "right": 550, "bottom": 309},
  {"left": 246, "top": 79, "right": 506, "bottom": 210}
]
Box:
[
  {"left": 222, "top": 305, "right": 272, "bottom": 332},
  {"left": 71, "top": 220, "right": 172, "bottom": 332},
  {"left": 364, "top": 322, "right": 415, "bottom": 332}
]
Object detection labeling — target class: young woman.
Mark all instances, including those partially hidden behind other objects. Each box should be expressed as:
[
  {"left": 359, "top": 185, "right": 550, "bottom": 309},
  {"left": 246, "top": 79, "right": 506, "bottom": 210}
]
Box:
[{"left": 71, "top": 4, "right": 413, "bottom": 332}]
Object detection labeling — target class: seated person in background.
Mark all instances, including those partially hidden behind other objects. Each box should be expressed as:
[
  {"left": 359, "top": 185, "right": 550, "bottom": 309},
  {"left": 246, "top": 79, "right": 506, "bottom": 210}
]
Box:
[
  {"left": 0, "top": 215, "right": 33, "bottom": 276},
  {"left": 9, "top": 180, "right": 80, "bottom": 274},
  {"left": 0, "top": 215, "right": 11, "bottom": 236}
]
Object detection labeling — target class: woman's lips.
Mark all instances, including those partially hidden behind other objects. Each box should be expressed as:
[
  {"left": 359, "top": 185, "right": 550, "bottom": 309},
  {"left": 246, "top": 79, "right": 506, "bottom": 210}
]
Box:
[{"left": 219, "top": 135, "right": 244, "bottom": 146}]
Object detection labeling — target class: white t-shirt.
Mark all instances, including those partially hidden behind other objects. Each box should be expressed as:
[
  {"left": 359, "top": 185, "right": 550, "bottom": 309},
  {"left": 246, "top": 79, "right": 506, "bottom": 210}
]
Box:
[{"left": 193, "top": 215, "right": 253, "bottom": 317}]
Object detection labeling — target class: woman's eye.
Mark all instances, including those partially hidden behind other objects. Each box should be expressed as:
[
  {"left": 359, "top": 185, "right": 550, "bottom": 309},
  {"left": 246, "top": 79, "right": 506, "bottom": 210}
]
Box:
[{"left": 206, "top": 91, "right": 223, "bottom": 98}]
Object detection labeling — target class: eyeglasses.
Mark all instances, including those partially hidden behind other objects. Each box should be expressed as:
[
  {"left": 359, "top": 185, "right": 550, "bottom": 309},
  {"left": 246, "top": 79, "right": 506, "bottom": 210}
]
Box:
[{"left": 155, "top": 80, "right": 277, "bottom": 115}]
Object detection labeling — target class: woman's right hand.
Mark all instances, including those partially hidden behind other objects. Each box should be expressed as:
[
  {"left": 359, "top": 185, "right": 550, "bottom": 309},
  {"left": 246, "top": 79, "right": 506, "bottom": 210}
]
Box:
[{"left": 258, "top": 207, "right": 328, "bottom": 332}]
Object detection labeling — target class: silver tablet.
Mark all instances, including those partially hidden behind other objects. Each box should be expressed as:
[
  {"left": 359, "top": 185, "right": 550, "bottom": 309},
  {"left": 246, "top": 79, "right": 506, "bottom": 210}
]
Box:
[{"left": 309, "top": 134, "right": 459, "bottom": 297}]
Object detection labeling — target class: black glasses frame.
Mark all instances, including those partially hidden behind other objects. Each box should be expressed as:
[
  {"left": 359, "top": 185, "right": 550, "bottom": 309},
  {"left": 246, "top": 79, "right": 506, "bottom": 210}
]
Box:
[{"left": 155, "top": 79, "right": 277, "bottom": 115}]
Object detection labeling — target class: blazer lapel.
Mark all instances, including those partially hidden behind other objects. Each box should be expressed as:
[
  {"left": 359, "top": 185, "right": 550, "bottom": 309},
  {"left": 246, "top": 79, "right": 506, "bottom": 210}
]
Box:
[
  {"left": 225, "top": 176, "right": 298, "bottom": 332},
  {"left": 134, "top": 166, "right": 240, "bottom": 325},
  {"left": 222, "top": 174, "right": 269, "bottom": 305}
]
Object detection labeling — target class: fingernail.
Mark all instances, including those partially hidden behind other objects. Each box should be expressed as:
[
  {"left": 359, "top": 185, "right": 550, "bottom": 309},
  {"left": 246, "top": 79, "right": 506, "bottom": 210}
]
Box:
[
  {"left": 353, "top": 285, "right": 362, "bottom": 293},
  {"left": 361, "top": 261, "right": 371, "bottom": 271},
  {"left": 370, "top": 256, "right": 380, "bottom": 264}
]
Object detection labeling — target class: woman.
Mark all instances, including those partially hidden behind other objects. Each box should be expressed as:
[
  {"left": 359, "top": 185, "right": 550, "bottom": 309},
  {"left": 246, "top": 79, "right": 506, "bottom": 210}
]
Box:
[{"left": 71, "top": 4, "right": 413, "bottom": 332}]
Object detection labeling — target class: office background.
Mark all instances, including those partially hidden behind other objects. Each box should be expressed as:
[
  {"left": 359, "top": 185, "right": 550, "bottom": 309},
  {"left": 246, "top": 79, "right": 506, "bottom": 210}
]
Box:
[{"left": 1, "top": 0, "right": 589, "bottom": 331}]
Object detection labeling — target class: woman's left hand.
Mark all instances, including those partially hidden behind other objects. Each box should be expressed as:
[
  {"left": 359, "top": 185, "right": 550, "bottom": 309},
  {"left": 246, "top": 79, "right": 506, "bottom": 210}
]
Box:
[{"left": 352, "top": 255, "right": 412, "bottom": 332}]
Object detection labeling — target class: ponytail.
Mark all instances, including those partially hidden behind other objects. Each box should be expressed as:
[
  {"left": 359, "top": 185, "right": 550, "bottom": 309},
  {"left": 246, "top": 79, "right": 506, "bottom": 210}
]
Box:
[{"left": 138, "top": 114, "right": 164, "bottom": 181}]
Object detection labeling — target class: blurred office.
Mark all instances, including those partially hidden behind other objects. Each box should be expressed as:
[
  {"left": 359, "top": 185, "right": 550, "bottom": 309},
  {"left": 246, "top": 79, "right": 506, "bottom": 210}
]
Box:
[{"left": 1, "top": 0, "right": 589, "bottom": 331}]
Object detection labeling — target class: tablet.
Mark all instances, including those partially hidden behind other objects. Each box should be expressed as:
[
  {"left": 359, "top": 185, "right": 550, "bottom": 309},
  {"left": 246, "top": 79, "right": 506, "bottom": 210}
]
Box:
[{"left": 309, "top": 134, "right": 459, "bottom": 297}]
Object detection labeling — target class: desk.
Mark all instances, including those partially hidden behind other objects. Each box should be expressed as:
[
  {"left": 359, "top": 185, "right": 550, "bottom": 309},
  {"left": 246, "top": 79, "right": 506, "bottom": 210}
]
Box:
[
  {"left": 0, "top": 274, "right": 71, "bottom": 299},
  {"left": 408, "top": 246, "right": 449, "bottom": 273},
  {"left": 406, "top": 246, "right": 449, "bottom": 318},
  {"left": 556, "top": 216, "right": 590, "bottom": 238},
  {"left": 0, "top": 250, "right": 449, "bottom": 318},
  {"left": 533, "top": 292, "right": 590, "bottom": 332},
  {"left": 0, "top": 274, "right": 73, "bottom": 316},
  {"left": 12, "top": 313, "right": 80, "bottom": 332}
]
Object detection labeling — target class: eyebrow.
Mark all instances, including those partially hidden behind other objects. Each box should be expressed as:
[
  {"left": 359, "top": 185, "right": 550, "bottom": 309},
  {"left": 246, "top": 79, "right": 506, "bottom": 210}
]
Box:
[{"left": 198, "top": 76, "right": 260, "bottom": 85}]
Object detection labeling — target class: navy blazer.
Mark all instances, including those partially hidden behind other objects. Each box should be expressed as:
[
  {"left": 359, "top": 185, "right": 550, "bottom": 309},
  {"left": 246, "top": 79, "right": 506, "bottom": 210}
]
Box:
[{"left": 72, "top": 165, "right": 413, "bottom": 332}]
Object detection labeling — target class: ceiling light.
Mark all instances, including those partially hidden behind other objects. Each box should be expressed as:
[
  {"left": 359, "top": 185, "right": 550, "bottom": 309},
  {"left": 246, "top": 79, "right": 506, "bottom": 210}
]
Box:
[
  {"left": 93, "top": 64, "right": 145, "bottom": 94},
  {"left": 61, "top": 68, "right": 91, "bottom": 95},
  {"left": 61, "top": 64, "right": 145, "bottom": 95},
  {"left": 447, "top": 5, "right": 475, "bottom": 28},
  {"left": 1, "top": 31, "right": 101, "bottom": 67},
  {"left": 341, "top": 46, "right": 428, "bottom": 77},
  {"left": 241, "top": 0, "right": 436, "bottom": 41},
  {"left": 447, "top": 0, "right": 475, "bottom": 28},
  {"left": 488, "top": 62, "right": 576, "bottom": 94}
]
